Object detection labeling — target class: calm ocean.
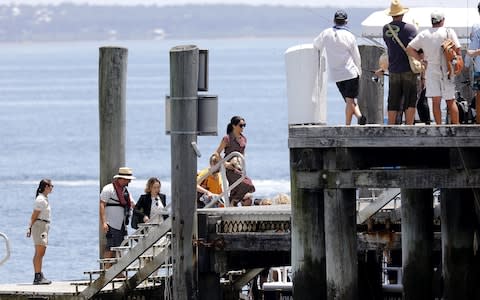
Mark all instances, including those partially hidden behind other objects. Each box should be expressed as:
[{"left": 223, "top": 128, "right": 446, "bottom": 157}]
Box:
[{"left": 0, "top": 38, "right": 347, "bottom": 283}]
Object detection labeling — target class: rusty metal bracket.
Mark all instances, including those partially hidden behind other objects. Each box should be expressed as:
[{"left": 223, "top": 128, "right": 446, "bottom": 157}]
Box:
[{"left": 193, "top": 237, "right": 225, "bottom": 249}]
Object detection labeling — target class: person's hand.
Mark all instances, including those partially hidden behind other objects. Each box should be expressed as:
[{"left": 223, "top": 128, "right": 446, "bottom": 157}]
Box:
[
  {"left": 26, "top": 227, "right": 31, "bottom": 238},
  {"left": 374, "top": 68, "right": 384, "bottom": 78},
  {"left": 102, "top": 222, "right": 109, "bottom": 233},
  {"left": 143, "top": 216, "right": 149, "bottom": 223},
  {"left": 225, "top": 161, "right": 234, "bottom": 170}
]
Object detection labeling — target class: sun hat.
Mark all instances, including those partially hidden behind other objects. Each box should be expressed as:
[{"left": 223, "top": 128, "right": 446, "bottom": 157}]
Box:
[
  {"left": 431, "top": 10, "right": 445, "bottom": 24},
  {"left": 385, "top": 0, "right": 409, "bottom": 17},
  {"left": 334, "top": 10, "right": 348, "bottom": 21},
  {"left": 113, "top": 167, "right": 136, "bottom": 180}
]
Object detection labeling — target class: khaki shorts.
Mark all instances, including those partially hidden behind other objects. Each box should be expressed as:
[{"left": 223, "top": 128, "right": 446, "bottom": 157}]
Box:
[
  {"left": 425, "top": 71, "right": 456, "bottom": 100},
  {"left": 31, "top": 221, "right": 49, "bottom": 246}
]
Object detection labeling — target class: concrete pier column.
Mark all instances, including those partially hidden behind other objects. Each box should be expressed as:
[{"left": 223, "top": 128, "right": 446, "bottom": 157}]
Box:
[
  {"left": 324, "top": 188, "right": 357, "bottom": 300},
  {"left": 401, "top": 189, "right": 433, "bottom": 300},
  {"left": 441, "top": 189, "right": 475, "bottom": 300}
]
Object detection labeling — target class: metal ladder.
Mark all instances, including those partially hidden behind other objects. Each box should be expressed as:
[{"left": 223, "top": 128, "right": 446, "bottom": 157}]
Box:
[
  {"left": 78, "top": 215, "right": 172, "bottom": 299},
  {"left": 0, "top": 232, "right": 11, "bottom": 267}
]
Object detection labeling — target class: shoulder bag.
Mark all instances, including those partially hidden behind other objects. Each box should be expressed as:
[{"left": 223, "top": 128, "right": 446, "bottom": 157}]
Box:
[{"left": 441, "top": 28, "right": 464, "bottom": 79}]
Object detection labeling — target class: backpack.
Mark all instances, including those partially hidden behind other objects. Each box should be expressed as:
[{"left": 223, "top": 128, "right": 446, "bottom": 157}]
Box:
[{"left": 441, "top": 29, "right": 463, "bottom": 79}]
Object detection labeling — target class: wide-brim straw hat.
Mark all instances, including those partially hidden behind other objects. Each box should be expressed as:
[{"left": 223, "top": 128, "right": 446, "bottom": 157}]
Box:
[
  {"left": 385, "top": 0, "right": 409, "bottom": 17},
  {"left": 113, "top": 167, "right": 136, "bottom": 180}
]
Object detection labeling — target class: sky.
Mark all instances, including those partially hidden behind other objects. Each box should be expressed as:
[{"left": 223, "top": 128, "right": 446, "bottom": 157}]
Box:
[{"left": 2, "top": 0, "right": 480, "bottom": 8}]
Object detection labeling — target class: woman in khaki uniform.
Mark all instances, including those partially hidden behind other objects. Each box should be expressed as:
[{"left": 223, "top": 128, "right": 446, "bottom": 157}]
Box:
[{"left": 27, "top": 179, "right": 54, "bottom": 285}]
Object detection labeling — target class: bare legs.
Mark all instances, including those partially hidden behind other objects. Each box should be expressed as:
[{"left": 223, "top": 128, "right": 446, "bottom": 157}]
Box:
[
  {"left": 405, "top": 107, "right": 416, "bottom": 125},
  {"left": 345, "top": 97, "right": 363, "bottom": 125},
  {"left": 33, "top": 245, "right": 46, "bottom": 273},
  {"left": 388, "top": 107, "right": 415, "bottom": 125},
  {"left": 33, "top": 244, "right": 51, "bottom": 284},
  {"left": 103, "top": 249, "right": 115, "bottom": 269},
  {"left": 432, "top": 96, "right": 459, "bottom": 124},
  {"left": 387, "top": 111, "right": 398, "bottom": 125}
]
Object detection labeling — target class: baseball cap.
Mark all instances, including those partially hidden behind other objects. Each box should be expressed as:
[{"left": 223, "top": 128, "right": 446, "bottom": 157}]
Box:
[
  {"left": 334, "top": 10, "right": 348, "bottom": 21},
  {"left": 431, "top": 10, "right": 445, "bottom": 24}
]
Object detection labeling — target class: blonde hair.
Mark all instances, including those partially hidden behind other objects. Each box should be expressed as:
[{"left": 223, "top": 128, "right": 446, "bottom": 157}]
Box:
[
  {"left": 274, "top": 193, "right": 291, "bottom": 205},
  {"left": 144, "top": 177, "right": 161, "bottom": 194}
]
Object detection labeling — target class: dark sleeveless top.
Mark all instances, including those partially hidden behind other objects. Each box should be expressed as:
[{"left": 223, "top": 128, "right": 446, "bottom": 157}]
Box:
[{"left": 223, "top": 133, "right": 247, "bottom": 156}]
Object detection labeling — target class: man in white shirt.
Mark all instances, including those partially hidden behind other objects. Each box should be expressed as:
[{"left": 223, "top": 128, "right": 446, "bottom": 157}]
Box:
[
  {"left": 313, "top": 9, "right": 366, "bottom": 125},
  {"left": 406, "top": 10, "right": 460, "bottom": 124},
  {"left": 99, "top": 167, "right": 136, "bottom": 268}
]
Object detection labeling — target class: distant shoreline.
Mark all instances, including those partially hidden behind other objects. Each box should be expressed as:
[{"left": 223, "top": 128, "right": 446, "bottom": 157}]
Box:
[{"left": 0, "top": 4, "right": 379, "bottom": 43}]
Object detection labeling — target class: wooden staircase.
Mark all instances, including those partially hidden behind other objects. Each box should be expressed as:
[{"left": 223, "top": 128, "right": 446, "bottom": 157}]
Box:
[{"left": 76, "top": 217, "right": 172, "bottom": 299}]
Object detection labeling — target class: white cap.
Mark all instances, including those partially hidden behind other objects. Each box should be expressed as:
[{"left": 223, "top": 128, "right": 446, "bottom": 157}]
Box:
[{"left": 431, "top": 10, "right": 445, "bottom": 24}]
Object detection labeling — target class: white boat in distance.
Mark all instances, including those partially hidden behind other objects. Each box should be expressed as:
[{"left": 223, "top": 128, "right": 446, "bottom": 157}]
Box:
[{"left": 362, "top": 7, "right": 479, "bottom": 39}]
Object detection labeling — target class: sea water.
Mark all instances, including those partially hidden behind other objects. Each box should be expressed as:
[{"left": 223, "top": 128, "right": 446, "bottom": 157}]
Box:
[{"left": 0, "top": 38, "right": 350, "bottom": 283}]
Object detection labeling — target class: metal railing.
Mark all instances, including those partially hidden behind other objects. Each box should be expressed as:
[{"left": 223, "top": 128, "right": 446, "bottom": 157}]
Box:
[
  {"left": 197, "top": 151, "right": 246, "bottom": 208},
  {"left": 0, "top": 232, "right": 11, "bottom": 267}
]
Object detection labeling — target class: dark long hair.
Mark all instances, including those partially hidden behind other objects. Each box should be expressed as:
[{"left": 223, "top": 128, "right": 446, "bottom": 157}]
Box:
[
  {"left": 36, "top": 179, "right": 52, "bottom": 197},
  {"left": 226, "top": 116, "right": 244, "bottom": 134}
]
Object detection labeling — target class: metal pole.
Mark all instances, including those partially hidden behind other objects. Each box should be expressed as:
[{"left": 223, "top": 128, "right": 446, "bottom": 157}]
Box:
[
  {"left": 170, "top": 45, "right": 199, "bottom": 300},
  {"left": 98, "top": 46, "right": 127, "bottom": 259}
]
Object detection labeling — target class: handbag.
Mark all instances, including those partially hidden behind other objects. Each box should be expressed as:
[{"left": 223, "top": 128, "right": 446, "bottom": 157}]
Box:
[
  {"left": 441, "top": 29, "right": 464, "bottom": 79},
  {"left": 131, "top": 210, "right": 143, "bottom": 229},
  {"left": 386, "top": 24, "right": 425, "bottom": 74}
]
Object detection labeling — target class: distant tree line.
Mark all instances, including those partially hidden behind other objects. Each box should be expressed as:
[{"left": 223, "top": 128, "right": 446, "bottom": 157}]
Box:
[{"left": 0, "top": 4, "right": 375, "bottom": 42}]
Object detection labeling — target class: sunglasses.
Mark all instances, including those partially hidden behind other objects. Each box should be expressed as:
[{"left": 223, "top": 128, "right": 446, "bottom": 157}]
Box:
[{"left": 239, "top": 123, "right": 246, "bottom": 128}]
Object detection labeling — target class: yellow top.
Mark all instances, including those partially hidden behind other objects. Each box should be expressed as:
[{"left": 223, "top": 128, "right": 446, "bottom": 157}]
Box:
[{"left": 197, "top": 167, "right": 223, "bottom": 194}]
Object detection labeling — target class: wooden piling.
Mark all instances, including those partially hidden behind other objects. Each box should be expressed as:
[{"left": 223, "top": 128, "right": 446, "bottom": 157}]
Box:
[
  {"left": 359, "top": 45, "right": 384, "bottom": 124},
  {"left": 324, "top": 188, "right": 357, "bottom": 300},
  {"left": 198, "top": 214, "right": 221, "bottom": 300},
  {"left": 98, "top": 46, "right": 128, "bottom": 259},
  {"left": 169, "top": 45, "right": 199, "bottom": 300},
  {"left": 441, "top": 189, "right": 475, "bottom": 300},
  {"left": 290, "top": 148, "right": 326, "bottom": 300},
  {"left": 401, "top": 189, "right": 433, "bottom": 300}
]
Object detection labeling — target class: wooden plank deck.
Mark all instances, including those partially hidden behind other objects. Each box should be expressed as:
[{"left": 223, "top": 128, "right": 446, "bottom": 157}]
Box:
[
  {"left": 0, "top": 281, "right": 85, "bottom": 299},
  {"left": 0, "top": 280, "right": 164, "bottom": 299}
]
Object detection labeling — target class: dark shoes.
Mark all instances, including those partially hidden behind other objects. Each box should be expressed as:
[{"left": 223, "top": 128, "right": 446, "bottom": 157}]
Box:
[
  {"left": 358, "top": 116, "right": 367, "bottom": 125},
  {"left": 33, "top": 272, "right": 52, "bottom": 285}
]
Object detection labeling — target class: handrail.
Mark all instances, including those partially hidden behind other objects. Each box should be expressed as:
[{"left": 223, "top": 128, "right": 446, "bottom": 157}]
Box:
[
  {"left": 197, "top": 151, "right": 246, "bottom": 208},
  {"left": 0, "top": 232, "right": 11, "bottom": 267}
]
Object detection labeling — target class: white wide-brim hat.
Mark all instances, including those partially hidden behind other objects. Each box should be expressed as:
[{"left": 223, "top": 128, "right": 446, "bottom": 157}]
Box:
[{"left": 113, "top": 167, "right": 136, "bottom": 180}]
